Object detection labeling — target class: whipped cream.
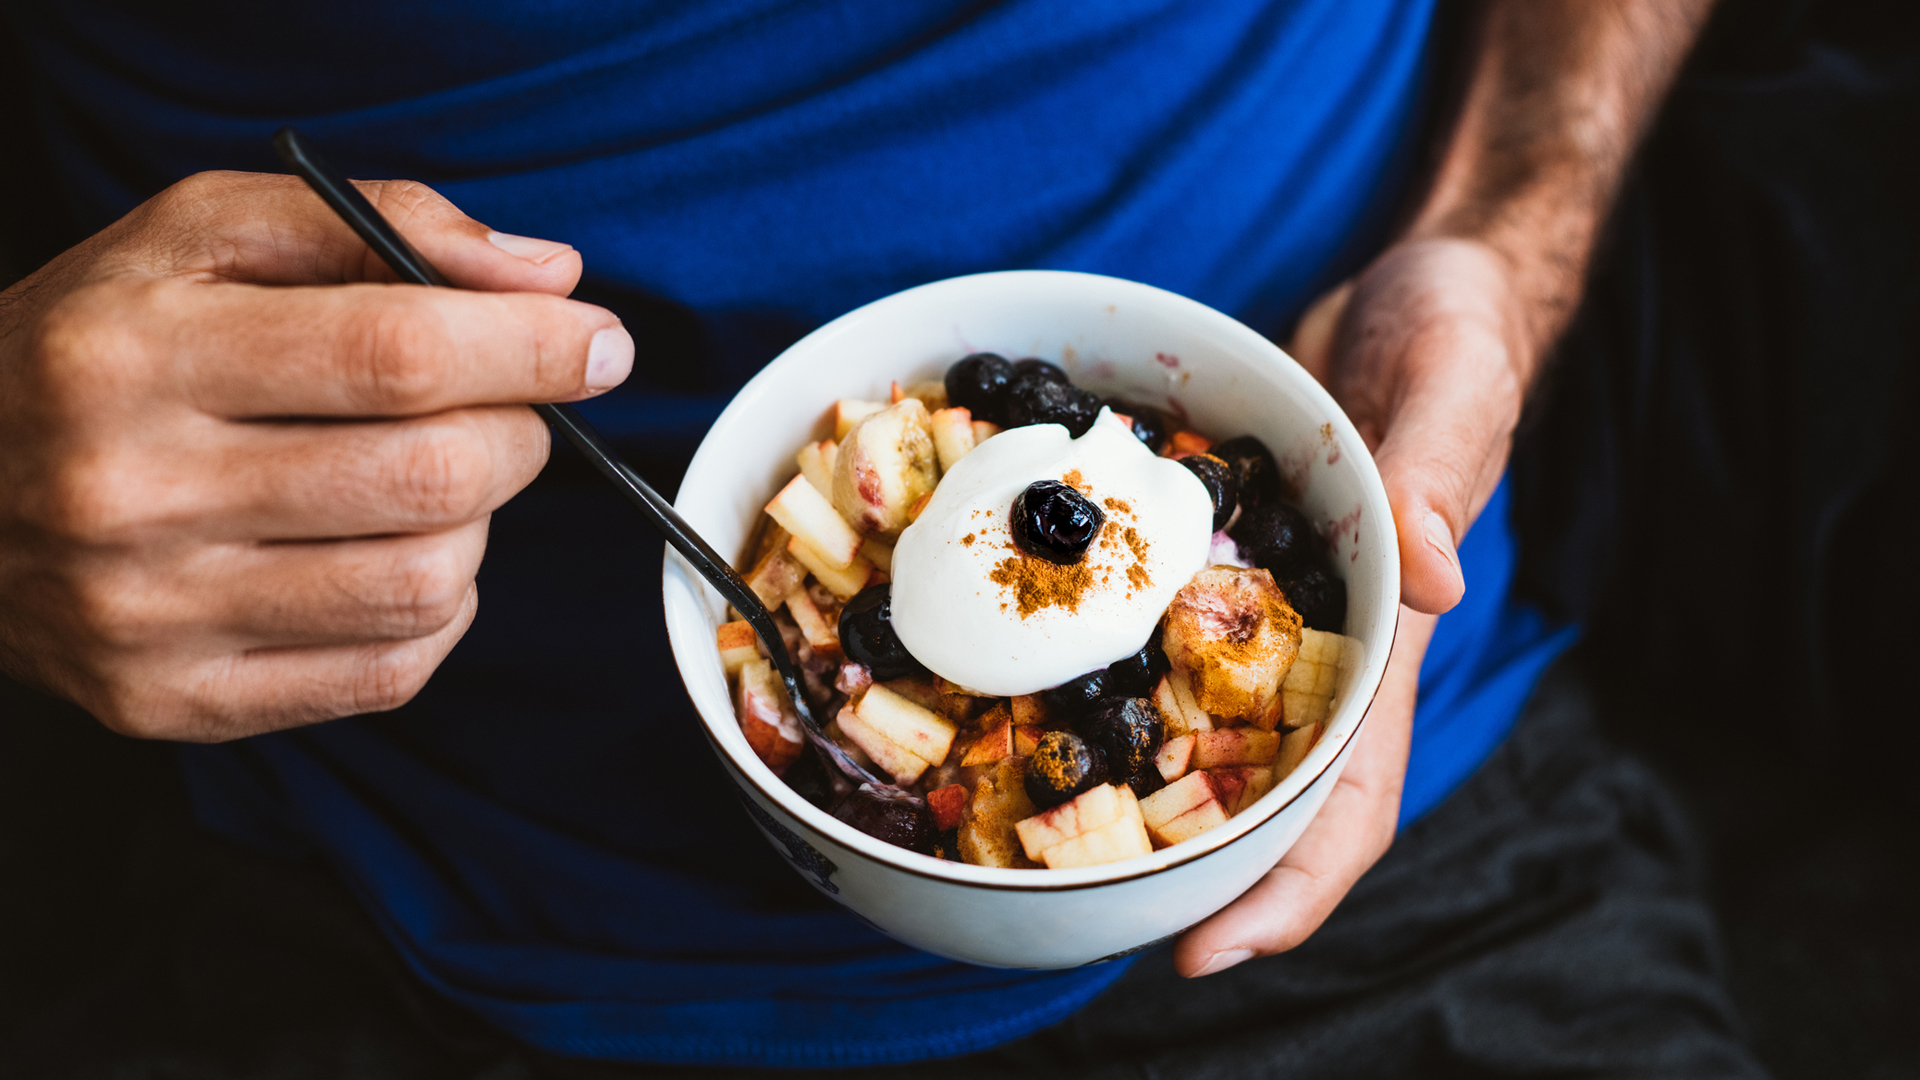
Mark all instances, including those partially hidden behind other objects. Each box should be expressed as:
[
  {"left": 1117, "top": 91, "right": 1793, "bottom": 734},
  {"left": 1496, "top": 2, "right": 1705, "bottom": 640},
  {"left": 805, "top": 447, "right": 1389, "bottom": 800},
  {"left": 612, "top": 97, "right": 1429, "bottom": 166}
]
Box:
[{"left": 890, "top": 409, "right": 1213, "bottom": 696}]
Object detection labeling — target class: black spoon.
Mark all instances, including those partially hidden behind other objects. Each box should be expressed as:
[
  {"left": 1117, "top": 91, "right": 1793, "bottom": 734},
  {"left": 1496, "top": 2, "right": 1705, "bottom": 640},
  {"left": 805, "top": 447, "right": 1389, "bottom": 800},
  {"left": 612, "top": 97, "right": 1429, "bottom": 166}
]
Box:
[{"left": 271, "top": 126, "right": 884, "bottom": 790}]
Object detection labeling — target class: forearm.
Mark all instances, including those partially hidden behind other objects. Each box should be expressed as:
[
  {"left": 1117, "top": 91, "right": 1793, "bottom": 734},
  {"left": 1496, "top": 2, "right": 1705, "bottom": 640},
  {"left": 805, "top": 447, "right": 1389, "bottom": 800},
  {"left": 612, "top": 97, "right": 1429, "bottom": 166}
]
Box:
[{"left": 1409, "top": 0, "right": 1716, "bottom": 372}]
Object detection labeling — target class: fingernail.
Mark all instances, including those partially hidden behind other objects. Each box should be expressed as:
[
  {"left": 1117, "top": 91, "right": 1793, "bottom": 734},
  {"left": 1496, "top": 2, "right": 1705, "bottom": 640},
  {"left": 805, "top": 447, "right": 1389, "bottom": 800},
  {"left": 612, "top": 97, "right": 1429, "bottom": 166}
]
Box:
[
  {"left": 585, "top": 326, "right": 634, "bottom": 391},
  {"left": 488, "top": 230, "right": 574, "bottom": 264},
  {"left": 1192, "top": 948, "right": 1253, "bottom": 977},
  {"left": 1423, "top": 510, "right": 1460, "bottom": 574}
]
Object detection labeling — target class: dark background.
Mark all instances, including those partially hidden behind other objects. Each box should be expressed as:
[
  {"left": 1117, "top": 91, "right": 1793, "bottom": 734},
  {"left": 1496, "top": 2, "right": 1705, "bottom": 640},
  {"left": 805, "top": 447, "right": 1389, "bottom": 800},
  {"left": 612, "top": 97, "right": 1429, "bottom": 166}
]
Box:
[{"left": 3, "top": 0, "right": 1917, "bottom": 1076}]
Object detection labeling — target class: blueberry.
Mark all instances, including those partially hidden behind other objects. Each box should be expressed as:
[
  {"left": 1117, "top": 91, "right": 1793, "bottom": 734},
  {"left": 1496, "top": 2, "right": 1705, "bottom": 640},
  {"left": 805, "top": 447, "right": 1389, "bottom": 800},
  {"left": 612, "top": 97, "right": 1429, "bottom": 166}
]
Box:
[
  {"left": 1103, "top": 398, "right": 1171, "bottom": 453},
  {"left": 1075, "top": 697, "right": 1164, "bottom": 784},
  {"left": 1013, "top": 358, "right": 1070, "bottom": 385},
  {"left": 1103, "top": 625, "right": 1169, "bottom": 698},
  {"left": 945, "top": 352, "right": 1017, "bottom": 424},
  {"left": 1178, "top": 453, "right": 1238, "bottom": 532},
  {"left": 1210, "top": 435, "right": 1282, "bottom": 506},
  {"left": 1277, "top": 564, "right": 1347, "bottom": 631},
  {"left": 1012, "top": 480, "right": 1105, "bottom": 564},
  {"left": 833, "top": 786, "right": 939, "bottom": 854},
  {"left": 1227, "top": 501, "right": 1321, "bottom": 575},
  {"left": 838, "top": 584, "right": 927, "bottom": 681},
  {"left": 1040, "top": 667, "right": 1113, "bottom": 718},
  {"left": 782, "top": 748, "right": 835, "bottom": 810},
  {"left": 1126, "top": 766, "right": 1167, "bottom": 799},
  {"left": 1003, "top": 375, "right": 1103, "bottom": 437},
  {"left": 1025, "top": 730, "right": 1108, "bottom": 809}
]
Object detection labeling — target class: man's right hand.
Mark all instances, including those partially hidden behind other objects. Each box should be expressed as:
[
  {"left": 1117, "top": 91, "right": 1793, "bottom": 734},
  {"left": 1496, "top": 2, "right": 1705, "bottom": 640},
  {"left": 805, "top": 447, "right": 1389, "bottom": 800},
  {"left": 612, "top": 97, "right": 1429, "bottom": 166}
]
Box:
[{"left": 0, "top": 171, "right": 632, "bottom": 741}]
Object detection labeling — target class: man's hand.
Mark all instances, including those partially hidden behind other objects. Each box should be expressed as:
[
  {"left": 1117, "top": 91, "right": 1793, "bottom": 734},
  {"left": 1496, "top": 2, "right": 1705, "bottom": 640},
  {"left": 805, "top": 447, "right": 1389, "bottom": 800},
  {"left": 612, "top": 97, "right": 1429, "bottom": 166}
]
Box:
[
  {"left": 0, "top": 171, "right": 632, "bottom": 741},
  {"left": 1173, "top": 0, "right": 1715, "bottom": 977}
]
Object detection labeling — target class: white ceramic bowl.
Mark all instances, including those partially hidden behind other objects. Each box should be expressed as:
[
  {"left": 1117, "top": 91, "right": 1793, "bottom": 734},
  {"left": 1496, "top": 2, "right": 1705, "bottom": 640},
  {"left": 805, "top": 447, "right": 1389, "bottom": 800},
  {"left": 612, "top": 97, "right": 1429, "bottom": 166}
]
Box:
[{"left": 662, "top": 271, "right": 1398, "bottom": 969}]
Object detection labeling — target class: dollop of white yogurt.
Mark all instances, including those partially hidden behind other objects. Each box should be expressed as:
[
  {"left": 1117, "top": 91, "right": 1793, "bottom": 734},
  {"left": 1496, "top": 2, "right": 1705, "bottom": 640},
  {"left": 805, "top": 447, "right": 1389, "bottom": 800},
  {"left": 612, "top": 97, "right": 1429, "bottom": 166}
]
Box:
[{"left": 890, "top": 409, "right": 1213, "bottom": 696}]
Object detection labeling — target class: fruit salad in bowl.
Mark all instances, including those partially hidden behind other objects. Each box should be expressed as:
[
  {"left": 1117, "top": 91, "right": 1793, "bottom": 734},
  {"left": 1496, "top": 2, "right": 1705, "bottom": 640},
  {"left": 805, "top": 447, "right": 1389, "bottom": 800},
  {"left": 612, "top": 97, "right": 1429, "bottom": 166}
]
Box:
[
  {"left": 718, "top": 351, "right": 1359, "bottom": 871},
  {"left": 662, "top": 270, "right": 1397, "bottom": 968}
]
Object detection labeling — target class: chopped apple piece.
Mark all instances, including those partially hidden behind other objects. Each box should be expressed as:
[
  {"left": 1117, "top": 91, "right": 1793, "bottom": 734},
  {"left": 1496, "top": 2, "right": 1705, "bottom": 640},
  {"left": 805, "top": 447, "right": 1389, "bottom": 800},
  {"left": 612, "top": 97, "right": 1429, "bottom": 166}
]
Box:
[
  {"left": 1154, "top": 801, "right": 1230, "bottom": 847},
  {"left": 961, "top": 716, "right": 1014, "bottom": 766},
  {"left": 1154, "top": 733, "right": 1196, "bottom": 782},
  {"left": 1013, "top": 724, "right": 1043, "bottom": 755},
  {"left": 1151, "top": 670, "right": 1213, "bottom": 736},
  {"left": 835, "top": 661, "right": 873, "bottom": 697},
  {"left": 929, "top": 407, "right": 977, "bottom": 473},
  {"left": 877, "top": 674, "right": 943, "bottom": 712},
  {"left": 859, "top": 536, "right": 895, "bottom": 574},
  {"left": 1280, "top": 628, "right": 1355, "bottom": 728},
  {"left": 735, "top": 658, "right": 803, "bottom": 775},
  {"left": 958, "top": 757, "right": 1039, "bottom": 868},
  {"left": 1165, "top": 430, "right": 1213, "bottom": 459},
  {"left": 1208, "top": 766, "right": 1275, "bottom": 815},
  {"left": 836, "top": 704, "right": 930, "bottom": 786},
  {"left": 832, "top": 399, "right": 938, "bottom": 536},
  {"left": 783, "top": 587, "right": 840, "bottom": 657},
  {"left": 745, "top": 541, "right": 807, "bottom": 610},
  {"left": 1014, "top": 783, "right": 1125, "bottom": 860},
  {"left": 855, "top": 684, "right": 957, "bottom": 768},
  {"left": 1011, "top": 694, "right": 1049, "bottom": 727},
  {"left": 907, "top": 491, "right": 932, "bottom": 523},
  {"left": 1116, "top": 782, "right": 1144, "bottom": 825},
  {"left": 766, "top": 474, "right": 862, "bottom": 569},
  {"left": 1038, "top": 813, "right": 1153, "bottom": 869},
  {"left": 796, "top": 439, "right": 837, "bottom": 496},
  {"left": 787, "top": 536, "right": 873, "bottom": 599},
  {"left": 832, "top": 398, "right": 887, "bottom": 439},
  {"left": 1275, "top": 722, "right": 1319, "bottom": 780},
  {"left": 905, "top": 380, "right": 949, "bottom": 411},
  {"left": 889, "top": 380, "right": 906, "bottom": 404},
  {"left": 971, "top": 419, "right": 1002, "bottom": 445},
  {"left": 1139, "top": 770, "right": 1219, "bottom": 831},
  {"left": 1191, "top": 728, "right": 1280, "bottom": 769},
  {"left": 928, "top": 784, "right": 970, "bottom": 831},
  {"left": 717, "top": 620, "right": 760, "bottom": 676}
]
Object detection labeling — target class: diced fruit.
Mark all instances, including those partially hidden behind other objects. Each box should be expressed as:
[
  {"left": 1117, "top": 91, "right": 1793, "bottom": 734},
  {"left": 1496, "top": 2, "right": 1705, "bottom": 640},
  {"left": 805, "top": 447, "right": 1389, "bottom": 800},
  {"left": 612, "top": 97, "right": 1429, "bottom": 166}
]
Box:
[
  {"left": 745, "top": 535, "right": 807, "bottom": 610},
  {"left": 927, "top": 784, "right": 970, "bottom": 831},
  {"left": 1207, "top": 765, "right": 1274, "bottom": 815},
  {"left": 1154, "top": 733, "right": 1195, "bottom": 782},
  {"left": 835, "top": 661, "right": 873, "bottom": 697},
  {"left": 859, "top": 536, "right": 895, "bottom": 574},
  {"left": 1011, "top": 694, "right": 1049, "bottom": 727},
  {"left": 796, "top": 439, "right": 837, "bottom": 496},
  {"left": 1013, "top": 725, "right": 1043, "bottom": 755},
  {"left": 889, "top": 380, "right": 906, "bottom": 404},
  {"left": 832, "top": 399, "right": 887, "bottom": 439},
  {"left": 929, "top": 406, "right": 977, "bottom": 473},
  {"left": 907, "top": 490, "right": 932, "bottom": 523},
  {"left": 783, "top": 587, "right": 840, "bottom": 657},
  {"left": 787, "top": 536, "right": 873, "bottom": 599},
  {"left": 1038, "top": 813, "right": 1152, "bottom": 869},
  {"left": 766, "top": 474, "right": 863, "bottom": 569},
  {"left": 905, "top": 380, "right": 950, "bottom": 411},
  {"left": 1275, "top": 722, "right": 1319, "bottom": 781},
  {"left": 836, "top": 704, "right": 930, "bottom": 786},
  {"left": 1162, "top": 566, "right": 1303, "bottom": 721},
  {"left": 1014, "top": 783, "right": 1125, "bottom": 861},
  {"left": 972, "top": 419, "right": 1002, "bottom": 444},
  {"left": 1280, "top": 628, "right": 1354, "bottom": 727},
  {"left": 1191, "top": 728, "right": 1280, "bottom": 769},
  {"left": 717, "top": 620, "right": 759, "bottom": 676},
  {"left": 876, "top": 674, "right": 943, "bottom": 712},
  {"left": 1151, "top": 669, "right": 1213, "bottom": 735},
  {"left": 855, "top": 684, "right": 957, "bottom": 768},
  {"left": 1078, "top": 698, "right": 1164, "bottom": 782},
  {"left": 1153, "top": 801, "right": 1230, "bottom": 847},
  {"left": 1165, "top": 430, "right": 1213, "bottom": 459},
  {"left": 961, "top": 716, "right": 1014, "bottom": 766},
  {"left": 832, "top": 398, "right": 938, "bottom": 536},
  {"left": 1139, "top": 771, "right": 1219, "bottom": 830},
  {"left": 957, "top": 757, "right": 1039, "bottom": 868},
  {"left": 735, "top": 658, "right": 803, "bottom": 775}
]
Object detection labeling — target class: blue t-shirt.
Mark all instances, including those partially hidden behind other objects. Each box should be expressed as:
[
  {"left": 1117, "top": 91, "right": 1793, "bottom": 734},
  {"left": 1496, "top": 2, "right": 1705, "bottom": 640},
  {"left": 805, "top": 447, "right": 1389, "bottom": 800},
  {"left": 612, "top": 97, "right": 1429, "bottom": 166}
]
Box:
[{"left": 6, "top": 0, "right": 1575, "bottom": 1066}]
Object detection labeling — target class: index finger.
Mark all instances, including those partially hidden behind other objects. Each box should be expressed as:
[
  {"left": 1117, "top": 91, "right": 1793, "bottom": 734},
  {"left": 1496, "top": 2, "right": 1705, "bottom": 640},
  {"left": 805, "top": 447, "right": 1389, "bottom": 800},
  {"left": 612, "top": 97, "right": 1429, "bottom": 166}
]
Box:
[{"left": 158, "top": 277, "right": 632, "bottom": 417}]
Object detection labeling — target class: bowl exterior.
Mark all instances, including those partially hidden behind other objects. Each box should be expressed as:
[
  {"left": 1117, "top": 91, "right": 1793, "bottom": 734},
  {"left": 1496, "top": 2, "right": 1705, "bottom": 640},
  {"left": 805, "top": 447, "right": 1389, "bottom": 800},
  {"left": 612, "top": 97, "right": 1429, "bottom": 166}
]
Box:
[{"left": 663, "top": 271, "right": 1398, "bottom": 968}]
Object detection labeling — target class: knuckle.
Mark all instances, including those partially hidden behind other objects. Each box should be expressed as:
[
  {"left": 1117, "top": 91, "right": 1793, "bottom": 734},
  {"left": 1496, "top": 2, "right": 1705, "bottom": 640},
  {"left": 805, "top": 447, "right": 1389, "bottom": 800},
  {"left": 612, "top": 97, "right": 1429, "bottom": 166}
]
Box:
[
  {"left": 351, "top": 646, "right": 436, "bottom": 715},
  {"left": 391, "top": 423, "right": 495, "bottom": 523},
  {"left": 383, "top": 544, "right": 472, "bottom": 633},
  {"left": 349, "top": 302, "right": 455, "bottom": 414},
  {"left": 36, "top": 453, "right": 147, "bottom": 543}
]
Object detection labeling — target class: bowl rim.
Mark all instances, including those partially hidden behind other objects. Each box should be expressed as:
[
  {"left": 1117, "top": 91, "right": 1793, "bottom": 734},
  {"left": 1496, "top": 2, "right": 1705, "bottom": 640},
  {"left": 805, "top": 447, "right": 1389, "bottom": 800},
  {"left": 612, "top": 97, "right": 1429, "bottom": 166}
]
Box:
[{"left": 663, "top": 269, "right": 1400, "bottom": 892}]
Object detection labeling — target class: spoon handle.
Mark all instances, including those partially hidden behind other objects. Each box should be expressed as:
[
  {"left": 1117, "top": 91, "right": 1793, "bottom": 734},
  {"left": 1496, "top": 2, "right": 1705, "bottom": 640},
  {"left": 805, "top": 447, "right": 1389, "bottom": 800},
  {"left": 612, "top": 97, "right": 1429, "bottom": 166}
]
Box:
[{"left": 271, "top": 126, "right": 882, "bottom": 788}]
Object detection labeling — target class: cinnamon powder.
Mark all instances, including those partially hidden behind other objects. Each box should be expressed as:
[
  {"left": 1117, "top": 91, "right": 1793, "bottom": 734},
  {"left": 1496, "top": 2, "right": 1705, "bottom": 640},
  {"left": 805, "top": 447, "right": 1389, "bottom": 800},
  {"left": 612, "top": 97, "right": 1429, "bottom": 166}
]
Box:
[{"left": 990, "top": 552, "right": 1097, "bottom": 617}]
